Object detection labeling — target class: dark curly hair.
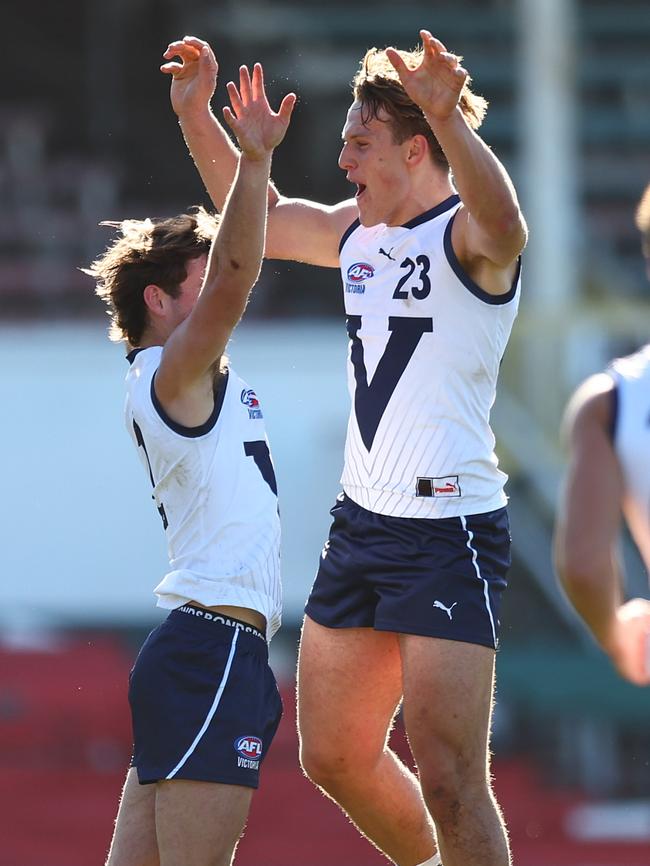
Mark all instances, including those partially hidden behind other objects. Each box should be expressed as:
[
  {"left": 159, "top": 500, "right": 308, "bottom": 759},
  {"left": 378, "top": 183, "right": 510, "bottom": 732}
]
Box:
[{"left": 83, "top": 207, "right": 219, "bottom": 346}]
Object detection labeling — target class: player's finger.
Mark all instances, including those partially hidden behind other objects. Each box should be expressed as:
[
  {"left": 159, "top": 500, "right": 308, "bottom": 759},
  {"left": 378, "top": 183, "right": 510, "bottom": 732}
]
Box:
[
  {"left": 422, "top": 31, "right": 447, "bottom": 54},
  {"left": 163, "top": 41, "right": 201, "bottom": 61},
  {"left": 239, "top": 65, "right": 253, "bottom": 104},
  {"left": 181, "top": 35, "right": 209, "bottom": 51},
  {"left": 222, "top": 105, "right": 238, "bottom": 134},
  {"left": 198, "top": 45, "right": 218, "bottom": 81},
  {"left": 440, "top": 52, "right": 459, "bottom": 68},
  {"left": 226, "top": 80, "right": 244, "bottom": 118},
  {"left": 277, "top": 92, "right": 297, "bottom": 124},
  {"left": 160, "top": 62, "right": 184, "bottom": 76},
  {"left": 251, "top": 63, "right": 270, "bottom": 107},
  {"left": 385, "top": 47, "right": 409, "bottom": 78}
]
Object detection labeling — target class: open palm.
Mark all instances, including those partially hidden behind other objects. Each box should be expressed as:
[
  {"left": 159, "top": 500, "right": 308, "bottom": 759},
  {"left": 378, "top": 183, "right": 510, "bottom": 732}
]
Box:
[
  {"left": 386, "top": 30, "right": 467, "bottom": 121},
  {"left": 223, "top": 64, "right": 296, "bottom": 160}
]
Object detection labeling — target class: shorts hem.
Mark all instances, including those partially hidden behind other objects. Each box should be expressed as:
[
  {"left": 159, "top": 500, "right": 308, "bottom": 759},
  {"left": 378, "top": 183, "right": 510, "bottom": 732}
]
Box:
[
  {"left": 304, "top": 606, "right": 373, "bottom": 630},
  {"left": 373, "top": 620, "right": 497, "bottom": 650},
  {"left": 136, "top": 768, "right": 260, "bottom": 789}
]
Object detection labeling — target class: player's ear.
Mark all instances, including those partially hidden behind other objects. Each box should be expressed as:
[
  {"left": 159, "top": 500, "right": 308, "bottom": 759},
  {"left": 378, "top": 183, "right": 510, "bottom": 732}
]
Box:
[
  {"left": 143, "top": 284, "right": 167, "bottom": 317},
  {"left": 406, "top": 134, "right": 428, "bottom": 167}
]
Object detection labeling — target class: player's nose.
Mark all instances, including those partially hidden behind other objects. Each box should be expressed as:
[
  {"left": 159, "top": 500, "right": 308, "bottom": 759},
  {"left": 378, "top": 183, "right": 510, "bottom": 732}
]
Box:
[{"left": 338, "top": 143, "right": 354, "bottom": 171}]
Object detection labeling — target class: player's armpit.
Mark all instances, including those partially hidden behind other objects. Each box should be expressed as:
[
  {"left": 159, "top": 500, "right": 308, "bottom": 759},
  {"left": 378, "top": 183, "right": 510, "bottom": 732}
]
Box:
[
  {"left": 265, "top": 197, "right": 358, "bottom": 267},
  {"left": 450, "top": 205, "right": 526, "bottom": 293}
]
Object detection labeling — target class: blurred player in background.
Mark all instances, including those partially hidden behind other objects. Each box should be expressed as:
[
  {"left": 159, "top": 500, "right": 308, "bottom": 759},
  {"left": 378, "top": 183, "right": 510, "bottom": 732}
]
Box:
[
  {"left": 555, "top": 183, "right": 650, "bottom": 688},
  {"left": 85, "top": 66, "right": 295, "bottom": 866},
  {"left": 162, "top": 31, "right": 526, "bottom": 866}
]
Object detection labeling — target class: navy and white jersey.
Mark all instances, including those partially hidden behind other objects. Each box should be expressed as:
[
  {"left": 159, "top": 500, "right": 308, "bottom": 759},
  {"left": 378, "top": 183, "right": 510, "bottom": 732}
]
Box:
[
  {"left": 125, "top": 347, "right": 281, "bottom": 641},
  {"left": 339, "top": 194, "right": 521, "bottom": 519},
  {"left": 608, "top": 344, "right": 650, "bottom": 575}
]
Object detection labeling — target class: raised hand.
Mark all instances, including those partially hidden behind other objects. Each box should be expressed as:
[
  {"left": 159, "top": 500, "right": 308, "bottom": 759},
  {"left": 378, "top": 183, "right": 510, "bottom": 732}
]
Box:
[
  {"left": 386, "top": 30, "right": 467, "bottom": 122},
  {"left": 161, "top": 35, "right": 218, "bottom": 120},
  {"left": 223, "top": 64, "right": 296, "bottom": 161}
]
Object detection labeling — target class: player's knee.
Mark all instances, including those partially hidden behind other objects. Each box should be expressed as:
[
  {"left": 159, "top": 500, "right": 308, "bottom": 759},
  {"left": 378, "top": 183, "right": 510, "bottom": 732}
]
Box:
[
  {"left": 299, "top": 739, "right": 343, "bottom": 788},
  {"left": 299, "top": 737, "right": 368, "bottom": 791},
  {"left": 417, "top": 752, "right": 488, "bottom": 828}
]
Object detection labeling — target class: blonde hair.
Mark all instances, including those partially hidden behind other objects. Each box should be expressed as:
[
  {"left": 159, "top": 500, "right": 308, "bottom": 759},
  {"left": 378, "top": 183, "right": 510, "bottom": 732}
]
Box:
[
  {"left": 84, "top": 207, "right": 219, "bottom": 345},
  {"left": 353, "top": 46, "right": 488, "bottom": 169}
]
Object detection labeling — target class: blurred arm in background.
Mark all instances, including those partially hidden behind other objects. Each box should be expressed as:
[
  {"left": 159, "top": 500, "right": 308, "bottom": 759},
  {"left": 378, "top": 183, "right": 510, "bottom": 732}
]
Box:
[
  {"left": 554, "top": 183, "right": 650, "bottom": 688},
  {"left": 554, "top": 374, "right": 650, "bottom": 686}
]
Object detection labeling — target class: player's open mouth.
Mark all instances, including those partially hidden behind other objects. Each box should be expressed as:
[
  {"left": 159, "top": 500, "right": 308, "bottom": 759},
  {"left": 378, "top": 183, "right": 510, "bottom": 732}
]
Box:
[{"left": 356, "top": 184, "right": 367, "bottom": 198}]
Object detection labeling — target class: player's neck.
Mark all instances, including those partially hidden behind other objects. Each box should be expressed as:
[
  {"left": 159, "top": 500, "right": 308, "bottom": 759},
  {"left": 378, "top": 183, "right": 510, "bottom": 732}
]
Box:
[
  {"left": 384, "top": 174, "right": 456, "bottom": 227},
  {"left": 138, "top": 324, "right": 168, "bottom": 351}
]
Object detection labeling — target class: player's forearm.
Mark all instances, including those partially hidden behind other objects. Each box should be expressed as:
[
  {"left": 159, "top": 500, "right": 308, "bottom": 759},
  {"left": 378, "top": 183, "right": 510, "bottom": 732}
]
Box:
[
  {"left": 427, "top": 107, "right": 524, "bottom": 241},
  {"left": 557, "top": 553, "right": 624, "bottom": 649},
  {"left": 204, "top": 152, "right": 272, "bottom": 320},
  {"left": 179, "top": 109, "right": 280, "bottom": 212}
]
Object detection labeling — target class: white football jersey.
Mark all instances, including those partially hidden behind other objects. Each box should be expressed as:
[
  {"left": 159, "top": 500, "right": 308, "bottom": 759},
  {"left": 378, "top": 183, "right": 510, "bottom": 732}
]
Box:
[
  {"left": 339, "top": 194, "right": 521, "bottom": 518},
  {"left": 609, "top": 344, "right": 650, "bottom": 575},
  {"left": 125, "top": 347, "right": 281, "bottom": 640}
]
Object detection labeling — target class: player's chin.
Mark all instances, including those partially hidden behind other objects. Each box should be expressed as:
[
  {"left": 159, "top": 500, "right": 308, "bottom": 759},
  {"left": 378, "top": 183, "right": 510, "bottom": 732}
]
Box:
[{"left": 356, "top": 197, "right": 379, "bottom": 228}]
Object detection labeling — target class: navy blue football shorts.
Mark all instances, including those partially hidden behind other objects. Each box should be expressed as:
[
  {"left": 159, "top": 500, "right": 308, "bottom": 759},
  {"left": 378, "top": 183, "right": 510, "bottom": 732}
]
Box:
[
  {"left": 128, "top": 604, "right": 282, "bottom": 788},
  {"left": 305, "top": 493, "right": 511, "bottom": 650}
]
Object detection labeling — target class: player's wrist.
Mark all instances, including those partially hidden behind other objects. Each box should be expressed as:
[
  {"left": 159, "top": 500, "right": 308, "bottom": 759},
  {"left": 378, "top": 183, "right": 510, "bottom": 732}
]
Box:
[
  {"left": 177, "top": 104, "right": 216, "bottom": 129},
  {"left": 424, "top": 104, "right": 466, "bottom": 133},
  {"left": 239, "top": 149, "right": 274, "bottom": 168}
]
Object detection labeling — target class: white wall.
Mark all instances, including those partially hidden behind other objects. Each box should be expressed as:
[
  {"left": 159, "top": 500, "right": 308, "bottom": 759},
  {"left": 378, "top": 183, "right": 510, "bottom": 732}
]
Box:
[{"left": 0, "top": 321, "right": 349, "bottom": 631}]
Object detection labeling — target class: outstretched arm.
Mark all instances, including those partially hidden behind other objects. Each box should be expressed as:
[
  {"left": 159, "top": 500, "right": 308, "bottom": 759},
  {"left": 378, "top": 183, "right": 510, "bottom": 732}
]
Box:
[
  {"left": 162, "top": 37, "right": 278, "bottom": 212},
  {"left": 155, "top": 64, "right": 295, "bottom": 412},
  {"left": 387, "top": 31, "right": 527, "bottom": 277},
  {"left": 553, "top": 374, "right": 650, "bottom": 686},
  {"left": 162, "top": 36, "right": 356, "bottom": 268}
]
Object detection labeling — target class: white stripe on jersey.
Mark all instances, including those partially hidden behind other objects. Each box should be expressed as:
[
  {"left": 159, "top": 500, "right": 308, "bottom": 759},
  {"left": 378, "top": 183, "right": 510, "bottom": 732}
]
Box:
[
  {"left": 339, "top": 196, "right": 520, "bottom": 519},
  {"left": 166, "top": 628, "right": 239, "bottom": 778},
  {"left": 609, "top": 344, "right": 650, "bottom": 574},
  {"left": 125, "top": 347, "right": 282, "bottom": 640}
]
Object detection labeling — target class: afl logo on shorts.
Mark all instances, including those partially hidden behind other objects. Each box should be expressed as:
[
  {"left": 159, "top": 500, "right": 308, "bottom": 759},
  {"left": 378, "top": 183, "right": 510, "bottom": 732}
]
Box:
[
  {"left": 347, "top": 262, "right": 374, "bottom": 283},
  {"left": 235, "top": 735, "right": 263, "bottom": 760}
]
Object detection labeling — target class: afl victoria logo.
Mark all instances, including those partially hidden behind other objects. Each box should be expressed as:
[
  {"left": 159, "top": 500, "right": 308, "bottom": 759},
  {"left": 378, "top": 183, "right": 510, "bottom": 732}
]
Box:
[
  {"left": 235, "top": 736, "right": 263, "bottom": 760},
  {"left": 240, "top": 389, "right": 260, "bottom": 408},
  {"left": 347, "top": 262, "right": 374, "bottom": 283}
]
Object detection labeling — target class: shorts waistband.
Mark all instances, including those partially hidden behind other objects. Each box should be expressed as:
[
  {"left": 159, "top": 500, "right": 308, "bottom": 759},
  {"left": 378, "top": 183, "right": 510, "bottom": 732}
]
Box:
[{"left": 170, "top": 604, "right": 267, "bottom": 645}]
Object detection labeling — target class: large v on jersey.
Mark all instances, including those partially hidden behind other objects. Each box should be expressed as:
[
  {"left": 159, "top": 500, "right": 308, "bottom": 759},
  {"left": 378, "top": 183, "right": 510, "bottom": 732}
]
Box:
[{"left": 339, "top": 195, "right": 521, "bottom": 519}]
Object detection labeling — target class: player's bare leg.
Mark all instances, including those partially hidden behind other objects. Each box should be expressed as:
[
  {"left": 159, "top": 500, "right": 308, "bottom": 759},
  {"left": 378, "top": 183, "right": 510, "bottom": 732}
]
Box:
[
  {"left": 298, "top": 616, "right": 438, "bottom": 866},
  {"left": 155, "top": 779, "right": 253, "bottom": 866},
  {"left": 106, "top": 767, "right": 159, "bottom": 866},
  {"left": 400, "top": 635, "right": 510, "bottom": 866}
]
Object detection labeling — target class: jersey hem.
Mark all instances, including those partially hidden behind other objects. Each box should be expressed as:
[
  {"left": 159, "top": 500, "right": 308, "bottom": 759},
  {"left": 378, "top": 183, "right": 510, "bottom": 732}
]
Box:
[
  {"left": 341, "top": 485, "right": 508, "bottom": 519},
  {"left": 155, "top": 584, "right": 281, "bottom": 641}
]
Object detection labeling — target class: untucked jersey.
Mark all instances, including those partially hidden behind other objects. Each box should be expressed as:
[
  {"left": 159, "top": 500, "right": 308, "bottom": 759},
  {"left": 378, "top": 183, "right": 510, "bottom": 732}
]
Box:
[
  {"left": 339, "top": 194, "right": 521, "bottom": 519},
  {"left": 609, "top": 344, "right": 650, "bottom": 575},
  {"left": 125, "top": 347, "right": 281, "bottom": 640}
]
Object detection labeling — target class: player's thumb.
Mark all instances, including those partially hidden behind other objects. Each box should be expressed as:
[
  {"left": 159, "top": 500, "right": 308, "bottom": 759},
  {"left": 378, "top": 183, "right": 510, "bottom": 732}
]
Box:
[{"left": 279, "top": 93, "right": 297, "bottom": 124}]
